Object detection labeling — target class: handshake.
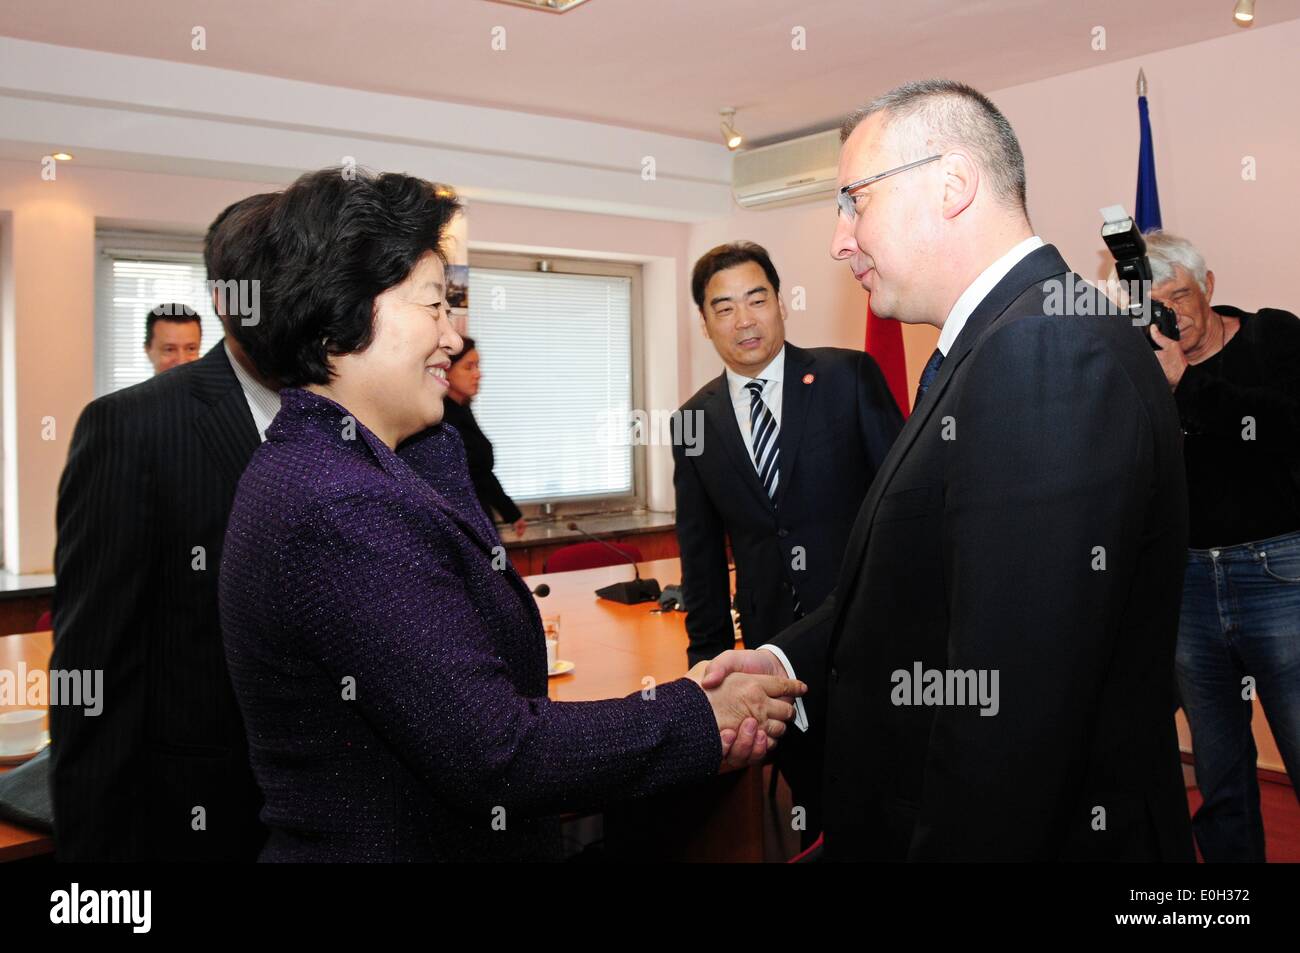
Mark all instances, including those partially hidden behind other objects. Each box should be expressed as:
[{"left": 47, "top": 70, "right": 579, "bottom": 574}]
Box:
[{"left": 686, "top": 648, "right": 804, "bottom": 773}]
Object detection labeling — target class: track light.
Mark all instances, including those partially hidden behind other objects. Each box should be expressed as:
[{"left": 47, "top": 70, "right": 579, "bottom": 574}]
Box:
[{"left": 720, "top": 108, "right": 744, "bottom": 151}]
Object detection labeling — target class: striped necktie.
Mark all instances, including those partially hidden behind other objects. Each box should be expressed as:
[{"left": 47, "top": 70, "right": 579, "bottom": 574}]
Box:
[
  {"left": 745, "top": 380, "right": 780, "bottom": 500},
  {"left": 745, "top": 379, "right": 802, "bottom": 617}
]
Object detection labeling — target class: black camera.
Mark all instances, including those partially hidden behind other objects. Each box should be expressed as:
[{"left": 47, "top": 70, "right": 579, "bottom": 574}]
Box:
[{"left": 1100, "top": 207, "right": 1180, "bottom": 348}]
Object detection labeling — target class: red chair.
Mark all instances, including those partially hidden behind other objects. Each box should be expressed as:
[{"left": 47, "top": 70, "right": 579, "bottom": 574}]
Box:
[
  {"left": 36, "top": 610, "right": 52, "bottom": 631},
  {"left": 543, "top": 541, "right": 643, "bottom": 574}
]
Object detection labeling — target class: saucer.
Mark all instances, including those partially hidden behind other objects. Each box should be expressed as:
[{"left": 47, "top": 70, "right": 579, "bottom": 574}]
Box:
[
  {"left": 0, "top": 729, "right": 50, "bottom": 766},
  {"left": 547, "top": 660, "right": 575, "bottom": 678}
]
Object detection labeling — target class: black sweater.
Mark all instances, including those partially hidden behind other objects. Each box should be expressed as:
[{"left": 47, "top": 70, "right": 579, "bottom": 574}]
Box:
[
  {"left": 441, "top": 398, "right": 523, "bottom": 525},
  {"left": 1176, "top": 306, "right": 1300, "bottom": 548}
]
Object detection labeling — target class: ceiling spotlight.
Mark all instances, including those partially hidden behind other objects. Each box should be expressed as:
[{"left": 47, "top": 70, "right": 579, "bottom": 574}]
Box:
[
  {"left": 50, "top": 152, "right": 73, "bottom": 161},
  {"left": 482, "top": 0, "right": 592, "bottom": 13},
  {"left": 720, "top": 108, "right": 744, "bottom": 151},
  {"left": 1233, "top": 0, "right": 1255, "bottom": 23}
]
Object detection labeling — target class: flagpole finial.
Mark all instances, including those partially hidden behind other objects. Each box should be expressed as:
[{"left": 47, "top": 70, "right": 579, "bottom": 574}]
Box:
[{"left": 1137, "top": 68, "right": 1148, "bottom": 97}]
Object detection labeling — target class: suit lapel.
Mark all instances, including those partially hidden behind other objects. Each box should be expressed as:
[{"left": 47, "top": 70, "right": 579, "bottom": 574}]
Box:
[
  {"left": 701, "top": 373, "right": 774, "bottom": 515},
  {"left": 829, "top": 245, "right": 1072, "bottom": 634},
  {"left": 191, "top": 342, "right": 261, "bottom": 492},
  {"left": 775, "top": 345, "right": 815, "bottom": 510}
]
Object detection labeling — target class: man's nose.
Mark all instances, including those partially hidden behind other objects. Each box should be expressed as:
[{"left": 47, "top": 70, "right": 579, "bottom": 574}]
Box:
[{"left": 831, "top": 214, "right": 857, "bottom": 260}]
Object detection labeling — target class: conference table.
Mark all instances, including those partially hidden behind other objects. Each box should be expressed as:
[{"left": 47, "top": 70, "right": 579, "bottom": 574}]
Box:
[
  {"left": 0, "top": 628, "right": 53, "bottom": 861},
  {"left": 0, "top": 556, "right": 766, "bottom": 862}
]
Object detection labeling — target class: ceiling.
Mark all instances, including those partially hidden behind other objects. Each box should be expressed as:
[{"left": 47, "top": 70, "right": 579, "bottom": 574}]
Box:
[{"left": 1, "top": 0, "right": 1296, "bottom": 144}]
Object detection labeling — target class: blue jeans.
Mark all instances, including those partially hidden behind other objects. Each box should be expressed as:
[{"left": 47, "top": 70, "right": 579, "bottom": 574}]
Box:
[{"left": 1175, "top": 530, "right": 1300, "bottom": 862}]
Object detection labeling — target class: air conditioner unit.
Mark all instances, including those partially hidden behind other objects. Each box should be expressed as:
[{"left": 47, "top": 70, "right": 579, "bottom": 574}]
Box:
[{"left": 732, "top": 128, "right": 840, "bottom": 209}]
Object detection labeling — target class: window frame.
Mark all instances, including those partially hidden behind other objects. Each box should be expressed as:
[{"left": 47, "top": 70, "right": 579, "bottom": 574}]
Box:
[
  {"left": 94, "top": 229, "right": 212, "bottom": 398},
  {"left": 466, "top": 251, "right": 646, "bottom": 517}
]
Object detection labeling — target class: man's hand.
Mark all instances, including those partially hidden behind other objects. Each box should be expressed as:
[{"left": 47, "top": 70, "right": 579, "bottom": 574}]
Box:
[
  {"left": 1149, "top": 324, "right": 1189, "bottom": 390},
  {"left": 700, "top": 648, "right": 785, "bottom": 689},
  {"left": 512, "top": 517, "right": 528, "bottom": 538},
  {"left": 686, "top": 660, "right": 806, "bottom": 772}
]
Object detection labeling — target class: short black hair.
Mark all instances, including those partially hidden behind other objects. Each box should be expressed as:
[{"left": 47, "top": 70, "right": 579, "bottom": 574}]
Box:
[
  {"left": 144, "top": 303, "right": 201, "bottom": 347},
  {"left": 234, "top": 167, "right": 462, "bottom": 387},
  {"left": 450, "top": 335, "right": 477, "bottom": 367},
  {"left": 691, "top": 241, "right": 781, "bottom": 310},
  {"left": 204, "top": 192, "right": 277, "bottom": 290}
]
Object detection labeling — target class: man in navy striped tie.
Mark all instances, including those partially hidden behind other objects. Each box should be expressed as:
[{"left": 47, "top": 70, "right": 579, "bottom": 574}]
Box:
[{"left": 673, "top": 241, "right": 902, "bottom": 841}]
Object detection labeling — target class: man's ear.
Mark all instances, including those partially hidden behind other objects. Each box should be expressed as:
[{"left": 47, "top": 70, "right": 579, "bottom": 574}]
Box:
[
  {"left": 1204, "top": 270, "right": 1215, "bottom": 304},
  {"left": 940, "top": 151, "right": 978, "bottom": 221},
  {"left": 698, "top": 310, "right": 711, "bottom": 339}
]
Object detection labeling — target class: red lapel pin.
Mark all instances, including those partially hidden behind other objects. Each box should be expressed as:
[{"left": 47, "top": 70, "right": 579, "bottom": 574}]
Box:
[{"left": 802, "top": 373, "right": 815, "bottom": 384}]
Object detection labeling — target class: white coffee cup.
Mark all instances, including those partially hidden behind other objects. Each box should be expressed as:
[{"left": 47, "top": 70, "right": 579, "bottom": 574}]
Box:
[
  {"left": 0, "top": 710, "right": 45, "bottom": 756},
  {"left": 546, "top": 638, "right": 558, "bottom": 673}
]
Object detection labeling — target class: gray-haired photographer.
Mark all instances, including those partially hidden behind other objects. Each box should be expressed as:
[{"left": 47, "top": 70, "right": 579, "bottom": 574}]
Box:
[{"left": 1144, "top": 230, "right": 1300, "bottom": 863}]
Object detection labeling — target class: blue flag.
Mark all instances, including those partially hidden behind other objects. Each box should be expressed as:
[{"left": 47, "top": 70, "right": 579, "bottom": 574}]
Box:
[{"left": 1136, "top": 94, "right": 1162, "bottom": 232}]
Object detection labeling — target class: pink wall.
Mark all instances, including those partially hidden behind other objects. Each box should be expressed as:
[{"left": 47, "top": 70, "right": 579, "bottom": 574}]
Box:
[
  {"left": 0, "top": 165, "right": 694, "bottom": 570},
  {"left": 685, "top": 196, "right": 941, "bottom": 405},
  {"left": 996, "top": 18, "right": 1299, "bottom": 313},
  {"left": 1, "top": 16, "right": 1296, "bottom": 597},
  {"left": 684, "top": 19, "right": 1300, "bottom": 416},
  {"left": 0, "top": 160, "right": 281, "bottom": 572}
]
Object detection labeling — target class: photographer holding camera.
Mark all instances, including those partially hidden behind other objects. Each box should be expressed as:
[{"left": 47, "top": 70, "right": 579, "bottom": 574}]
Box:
[{"left": 1145, "top": 230, "right": 1300, "bottom": 862}]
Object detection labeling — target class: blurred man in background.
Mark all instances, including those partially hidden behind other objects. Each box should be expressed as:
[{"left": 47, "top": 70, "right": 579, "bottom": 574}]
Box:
[{"left": 144, "top": 302, "right": 202, "bottom": 375}]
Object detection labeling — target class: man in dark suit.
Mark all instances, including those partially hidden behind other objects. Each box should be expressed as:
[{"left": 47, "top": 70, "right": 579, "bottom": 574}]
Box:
[
  {"left": 50, "top": 193, "right": 278, "bottom": 860},
  {"left": 675, "top": 242, "right": 901, "bottom": 843},
  {"left": 704, "top": 80, "right": 1195, "bottom": 861},
  {"left": 674, "top": 242, "right": 901, "bottom": 669}
]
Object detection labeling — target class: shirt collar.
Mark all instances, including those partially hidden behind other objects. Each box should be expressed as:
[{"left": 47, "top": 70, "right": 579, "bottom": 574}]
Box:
[
  {"left": 724, "top": 343, "right": 786, "bottom": 402},
  {"left": 224, "top": 339, "right": 282, "bottom": 429},
  {"left": 936, "top": 236, "right": 1044, "bottom": 356}
]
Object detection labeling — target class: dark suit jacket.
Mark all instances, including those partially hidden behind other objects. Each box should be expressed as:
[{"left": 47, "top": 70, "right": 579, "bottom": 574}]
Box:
[
  {"left": 674, "top": 343, "right": 901, "bottom": 667},
  {"left": 774, "top": 246, "right": 1196, "bottom": 861},
  {"left": 50, "top": 342, "right": 267, "bottom": 861},
  {"left": 219, "top": 387, "right": 721, "bottom": 861}
]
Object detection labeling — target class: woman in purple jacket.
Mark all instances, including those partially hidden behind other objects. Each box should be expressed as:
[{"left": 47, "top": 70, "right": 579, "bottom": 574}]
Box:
[{"left": 217, "top": 168, "right": 803, "bottom": 861}]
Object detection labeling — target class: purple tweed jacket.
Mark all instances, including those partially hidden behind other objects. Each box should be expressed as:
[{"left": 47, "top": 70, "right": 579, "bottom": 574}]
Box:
[{"left": 219, "top": 387, "right": 721, "bottom": 861}]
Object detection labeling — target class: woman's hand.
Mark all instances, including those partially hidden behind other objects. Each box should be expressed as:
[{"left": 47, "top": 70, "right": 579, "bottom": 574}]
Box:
[{"left": 687, "top": 662, "right": 806, "bottom": 772}]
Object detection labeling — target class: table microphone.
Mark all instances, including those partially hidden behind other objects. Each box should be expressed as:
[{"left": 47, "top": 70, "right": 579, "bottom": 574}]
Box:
[
  {"left": 531, "top": 583, "right": 550, "bottom": 598},
  {"left": 565, "top": 522, "right": 662, "bottom": 605}
]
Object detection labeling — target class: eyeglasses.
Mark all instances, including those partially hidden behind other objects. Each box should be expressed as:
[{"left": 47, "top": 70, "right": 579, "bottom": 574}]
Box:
[{"left": 836, "top": 154, "right": 943, "bottom": 220}]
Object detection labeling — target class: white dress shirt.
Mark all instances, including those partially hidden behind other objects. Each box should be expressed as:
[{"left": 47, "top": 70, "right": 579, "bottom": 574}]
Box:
[
  {"left": 760, "top": 236, "right": 1045, "bottom": 732},
  {"left": 724, "top": 344, "right": 785, "bottom": 461},
  {"left": 225, "top": 340, "right": 282, "bottom": 442},
  {"left": 936, "top": 236, "right": 1044, "bottom": 356}
]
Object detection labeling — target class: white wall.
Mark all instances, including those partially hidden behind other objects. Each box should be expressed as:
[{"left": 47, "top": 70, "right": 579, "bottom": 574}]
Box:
[{"left": 682, "top": 19, "right": 1300, "bottom": 404}]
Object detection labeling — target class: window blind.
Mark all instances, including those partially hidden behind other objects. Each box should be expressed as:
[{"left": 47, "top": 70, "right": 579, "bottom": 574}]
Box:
[
  {"left": 466, "top": 267, "right": 633, "bottom": 502},
  {"left": 95, "top": 253, "right": 222, "bottom": 397}
]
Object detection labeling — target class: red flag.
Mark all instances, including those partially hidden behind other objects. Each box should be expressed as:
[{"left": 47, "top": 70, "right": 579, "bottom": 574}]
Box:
[{"left": 865, "top": 300, "right": 910, "bottom": 418}]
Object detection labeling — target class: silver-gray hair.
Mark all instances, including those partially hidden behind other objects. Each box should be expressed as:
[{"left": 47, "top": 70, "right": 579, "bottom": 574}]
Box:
[
  {"left": 841, "top": 79, "right": 1027, "bottom": 213},
  {"left": 1143, "top": 230, "right": 1209, "bottom": 293}
]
